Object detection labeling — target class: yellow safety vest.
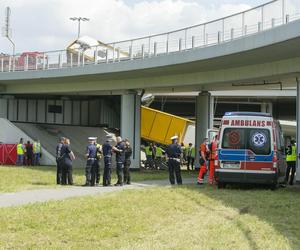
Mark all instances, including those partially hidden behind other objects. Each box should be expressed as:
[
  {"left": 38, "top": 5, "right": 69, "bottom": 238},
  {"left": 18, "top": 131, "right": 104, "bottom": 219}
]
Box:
[
  {"left": 191, "top": 147, "right": 195, "bottom": 158},
  {"left": 17, "top": 144, "right": 24, "bottom": 155},
  {"left": 145, "top": 146, "right": 152, "bottom": 156},
  {"left": 96, "top": 144, "right": 102, "bottom": 159},
  {"left": 286, "top": 145, "right": 296, "bottom": 162},
  {"left": 33, "top": 142, "right": 41, "bottom": 153},
  {"left": 156, "top": 147, "right": 163, "bottom": 157}
]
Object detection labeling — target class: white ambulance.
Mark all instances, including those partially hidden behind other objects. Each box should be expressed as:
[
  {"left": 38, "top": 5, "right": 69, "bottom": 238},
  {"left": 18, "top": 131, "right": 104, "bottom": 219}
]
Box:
[{"left": 215, "top": 112, "right": 286, "bottom": 189}]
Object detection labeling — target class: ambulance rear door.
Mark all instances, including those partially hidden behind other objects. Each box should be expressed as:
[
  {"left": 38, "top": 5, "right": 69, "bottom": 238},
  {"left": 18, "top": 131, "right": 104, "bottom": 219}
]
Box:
[
  {"left": 220, "top": 127, "right": 247, "bottom": 180},
  {"left": 245, "top": 127, "right": 273, "bottom": 173}
]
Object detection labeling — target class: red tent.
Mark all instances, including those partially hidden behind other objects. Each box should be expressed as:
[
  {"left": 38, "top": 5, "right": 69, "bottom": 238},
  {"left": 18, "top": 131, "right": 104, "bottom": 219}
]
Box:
[{"left": 0, "top": 144, "right": 17, "bottom": 165}]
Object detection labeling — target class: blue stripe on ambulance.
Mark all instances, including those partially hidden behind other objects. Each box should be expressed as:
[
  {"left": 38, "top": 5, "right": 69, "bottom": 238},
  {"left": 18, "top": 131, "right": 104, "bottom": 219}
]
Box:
[{"left": 218, "top": 149, "right": 274, "bottom": 162}]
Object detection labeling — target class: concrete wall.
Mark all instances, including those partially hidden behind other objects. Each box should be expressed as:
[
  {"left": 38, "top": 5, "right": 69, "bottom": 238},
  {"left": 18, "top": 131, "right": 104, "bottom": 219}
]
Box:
[{"left": 0, "top": 97, "right": 120, "bottom": 128}]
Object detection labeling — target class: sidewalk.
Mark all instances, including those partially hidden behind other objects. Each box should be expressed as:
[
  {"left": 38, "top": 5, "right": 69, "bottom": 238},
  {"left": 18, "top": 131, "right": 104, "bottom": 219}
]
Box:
[{"left": 0, "top": 178, "right": 195, "bottom": 208}]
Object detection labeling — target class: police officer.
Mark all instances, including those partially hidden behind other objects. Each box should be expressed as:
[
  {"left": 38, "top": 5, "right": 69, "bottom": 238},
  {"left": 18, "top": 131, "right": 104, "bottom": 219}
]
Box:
[
  {"left": 123, "top": 138, "right": 133, "bottom": 185},
  {"left": 166, "top": 135, "right": 182, "bottom": 185},
  {"left": 93, "top": 138, "right": 102, "bottom": 187},
  {"left": 113, "top": 136, "right": 125, "bottom": 186},
  {"left": 102, "top": 135, "right": 113, "bottom": 186},
  {"left": 285, "top": 139, "right": 297, "bottom": 185},
  {"left": 84, "top": 137, "right": 98, "bottom": 186},
  {"left": 56, "top": 137, "right": 65, "bottom": 184}
]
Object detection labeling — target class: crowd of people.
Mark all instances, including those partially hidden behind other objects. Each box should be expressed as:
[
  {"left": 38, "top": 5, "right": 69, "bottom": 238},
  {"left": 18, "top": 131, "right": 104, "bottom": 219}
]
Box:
[
  {"left": 164, "top": 135, "right": 218, "bottom": 186},
  {"left": 16, "top": 138, "right": 42, "bottom": 166},
  {"left": 55, "top": 135, "right": 132, "bottom": 186}
]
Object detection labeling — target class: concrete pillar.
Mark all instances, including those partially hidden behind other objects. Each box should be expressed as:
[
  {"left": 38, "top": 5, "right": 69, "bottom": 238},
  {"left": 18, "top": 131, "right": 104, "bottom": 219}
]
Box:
[
  {"left": 296, "top": 79, "right": 300, "bottom": 184},
  {"left": 195, "top": 91, "right": 212, "bottom": 168},
  {"left": 121, "top": 93, "right": 141, "bottom": 168},
  {"left": 267, "top": 102, "right": 273, "bottom": 115},
  {"left": 261, "top": 103, "right": 267, "bottom": 113},
  {"left": 261, "top": 102, "right": 273, "bottom": 115}
]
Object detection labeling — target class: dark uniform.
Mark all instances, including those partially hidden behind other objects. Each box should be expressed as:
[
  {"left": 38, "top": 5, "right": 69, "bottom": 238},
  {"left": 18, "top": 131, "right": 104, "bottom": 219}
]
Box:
[
  {"left": 85, "top": 143, "right": 97, "bottom": 186},
  {"left": 92, "top": 143, "right": 102, "bottom": 186},
  {"left": 123, "top": 144, "right": 133, "bottom": 184},
  {"left": 60, "top": 144, "right": 73, "bottom": 185},
  {"left": 56, "top": 142, "right": 63, "bottom": 184},
  {"left": 115, "top": 141, "right": 125, "bottom": 185},
  {"left": 166, "top": 142, "right": 182, "bottom": 185},
  {"left": 102, "top": 142, "right": 112, "bottom": 186}
]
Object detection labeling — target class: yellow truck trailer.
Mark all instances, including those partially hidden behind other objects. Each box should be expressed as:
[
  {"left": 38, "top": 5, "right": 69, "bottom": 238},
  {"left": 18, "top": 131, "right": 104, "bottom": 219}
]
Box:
[{"left": 141, "top": 106, "right": 195, "bottom": 145}]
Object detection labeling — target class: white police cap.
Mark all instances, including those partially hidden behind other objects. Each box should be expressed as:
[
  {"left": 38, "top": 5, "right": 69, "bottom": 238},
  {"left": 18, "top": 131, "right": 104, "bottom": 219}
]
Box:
[
  {"left": 171, "top": 135, "right": 178, "bottom": 140},
  {"left": 88, "top": 137, "right": 97, "bottom": 141}
]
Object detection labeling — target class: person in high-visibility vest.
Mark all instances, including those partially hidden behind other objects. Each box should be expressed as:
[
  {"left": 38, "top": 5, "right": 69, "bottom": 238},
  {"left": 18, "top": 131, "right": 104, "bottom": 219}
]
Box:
[
  {"left": 145, "top": 143, "right": 154, "bottom": 169},
  {"left": 154, "top": 145, "right": 165, "bottom": 169},
  {"left": 16, "top": 138, "right": 25, "bottom": 166},
  {"left": 197, "top": 138, "right": 209, "bottom": 185},
  {"left": 285, "top": 139, "right": 297, "bottom": 185},
  {"left": 186, "top": 143, "right": 195, "bottom": 171},
  {"left": 33, "top": 140, "right": 42, "bottom": 166},
  {"left": 180, "top": 142, "right": 187, "bottom": 167},
  {"left": 208, "top": 135, "right": 218, "bottom": 184}
]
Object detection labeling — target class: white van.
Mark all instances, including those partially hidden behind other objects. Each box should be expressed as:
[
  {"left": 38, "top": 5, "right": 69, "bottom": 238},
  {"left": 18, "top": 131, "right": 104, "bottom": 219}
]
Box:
[{"left": 215, "top": 112, "right": 286, "bottom": 189}]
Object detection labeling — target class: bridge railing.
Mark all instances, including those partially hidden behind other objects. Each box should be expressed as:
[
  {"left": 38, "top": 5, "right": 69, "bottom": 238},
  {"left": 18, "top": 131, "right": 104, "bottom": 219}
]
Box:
[{"left": 1, "top": 0, "right": 300, "bottom": 73}]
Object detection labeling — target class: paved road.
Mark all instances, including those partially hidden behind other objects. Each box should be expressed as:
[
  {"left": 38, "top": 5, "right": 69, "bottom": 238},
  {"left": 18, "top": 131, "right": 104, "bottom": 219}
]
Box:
[{"left": 0, "top": 178, "right": 195, "bottom": 208}]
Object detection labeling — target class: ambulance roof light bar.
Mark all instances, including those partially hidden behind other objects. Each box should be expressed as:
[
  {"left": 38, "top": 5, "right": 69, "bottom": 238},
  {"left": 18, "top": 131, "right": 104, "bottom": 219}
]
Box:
[{"left": 224, "top": 112, "right": 272, "bottom": 117}]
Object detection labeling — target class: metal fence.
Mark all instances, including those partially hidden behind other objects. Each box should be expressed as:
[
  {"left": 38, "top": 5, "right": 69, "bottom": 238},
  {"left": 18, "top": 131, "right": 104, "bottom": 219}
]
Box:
[{"left": 1, "top": 0, "right": 300, "bottom": 73}]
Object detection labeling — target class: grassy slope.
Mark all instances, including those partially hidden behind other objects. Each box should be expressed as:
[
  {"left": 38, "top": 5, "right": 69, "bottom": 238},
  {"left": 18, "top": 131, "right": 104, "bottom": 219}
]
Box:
[
  {"left": 0, "top": 185, "right": 299, "bottom": 249},
  {"left": 0, "top": 166, "right": 197, "bottom": 193}
]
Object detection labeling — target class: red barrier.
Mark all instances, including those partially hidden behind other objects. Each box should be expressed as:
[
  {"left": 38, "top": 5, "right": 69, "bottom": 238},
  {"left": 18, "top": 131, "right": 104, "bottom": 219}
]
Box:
[{"left": 0, "top": 144, "right": 17, "bottom": 165}]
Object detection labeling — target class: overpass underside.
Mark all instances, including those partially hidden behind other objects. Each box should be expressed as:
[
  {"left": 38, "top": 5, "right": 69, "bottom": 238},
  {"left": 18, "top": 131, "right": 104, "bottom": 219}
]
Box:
[{"left": 1, "top": 18, "right": 300, "bottom": 182}]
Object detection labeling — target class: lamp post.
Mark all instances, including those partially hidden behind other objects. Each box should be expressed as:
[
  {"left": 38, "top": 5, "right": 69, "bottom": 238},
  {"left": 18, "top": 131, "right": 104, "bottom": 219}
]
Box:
[
  {"left": 69, "top": 17, "right": 90, "bottom": 39},
  {"left": 2, "top": 7, "right": 15, "bottom": 56}
]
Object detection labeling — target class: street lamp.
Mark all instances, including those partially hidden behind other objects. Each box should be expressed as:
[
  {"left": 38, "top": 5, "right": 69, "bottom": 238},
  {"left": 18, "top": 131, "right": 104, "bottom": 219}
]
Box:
[{"left": 69, "top": 17, "right": 90, "bottom": 39}]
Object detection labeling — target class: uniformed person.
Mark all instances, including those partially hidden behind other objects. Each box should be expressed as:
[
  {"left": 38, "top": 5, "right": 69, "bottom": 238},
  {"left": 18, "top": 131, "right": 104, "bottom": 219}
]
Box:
[
  {"left": 285, "top": 139, "right": 297, "bottom": 185},
  {"left": 197, "top": 138, "right": 209, "bottom": 185},
  {"left": 16, "top": 138, "right": 25, "bottom": 166},
  {"left": 93, "top": 138, "right": 102, "bottom": 186},
  {"left": 145, "top": 143, "right": 154, "bottom": 169},
  {"left": 84, "top": 137, "right": 98, "bottom": 186},
  {"left": 123, "top": 138, "right": 133, "bottom": 185},
  {"left": 208, "top": 135, "right": 218, "bottom": 184},
  {"left": 56, "top": 137, "right": 65, "bottom": 184},
  {"left": 61, "top": 138, "right": 75, "bottom": 185},
  {"left": 186, "top": 143, "right": 195, "bottom": 171},
  {"left": 113, "top": 136, "right": 125, "bottom": 186},
  {"left": 33, "top": 140, "right": 41, "bottom": 166},
  {"left": 102, "top": 135, "right": 113, "bottom": 186},
  {"left": 166, "top": 135, "right": 182, "bottom": 185},
  {"left": 154, "top": 145, "right": 164, "bottom": 169}
]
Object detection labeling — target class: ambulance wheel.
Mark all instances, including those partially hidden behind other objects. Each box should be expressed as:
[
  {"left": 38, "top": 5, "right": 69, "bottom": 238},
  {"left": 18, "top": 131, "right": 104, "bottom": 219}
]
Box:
[{"left": 218, "top": 182, "right": 226, "bottom": 189}]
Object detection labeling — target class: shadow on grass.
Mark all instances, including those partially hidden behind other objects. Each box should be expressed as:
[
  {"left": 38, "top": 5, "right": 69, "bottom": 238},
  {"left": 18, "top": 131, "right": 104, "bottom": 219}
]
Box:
[{"left": 179, "top": 184, "right": 300, "bottom": 248}]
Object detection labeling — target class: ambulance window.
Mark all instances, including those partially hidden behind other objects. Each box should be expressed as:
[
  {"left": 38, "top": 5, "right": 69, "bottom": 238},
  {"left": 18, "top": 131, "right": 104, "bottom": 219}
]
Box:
[
  {"left": 248, "top": 129, "right": 271, "bottom": 155},
  {"left": 222, "top": 128, "right": 245, "bottom": 149},
  {"left": 222, "top": 128, "right": 271, "bottom": 155}
]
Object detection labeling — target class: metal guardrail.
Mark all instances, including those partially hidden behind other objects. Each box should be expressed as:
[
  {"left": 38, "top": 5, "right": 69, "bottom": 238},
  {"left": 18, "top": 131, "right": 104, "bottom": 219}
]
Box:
[{"left": 0, "top": 0, "right": 300, "bottom": 73}]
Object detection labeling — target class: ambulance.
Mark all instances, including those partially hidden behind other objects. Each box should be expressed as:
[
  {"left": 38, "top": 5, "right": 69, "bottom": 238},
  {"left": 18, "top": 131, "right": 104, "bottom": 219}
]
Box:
[{"left": 215, "top": 112, "right": 286, "bottom": 189}]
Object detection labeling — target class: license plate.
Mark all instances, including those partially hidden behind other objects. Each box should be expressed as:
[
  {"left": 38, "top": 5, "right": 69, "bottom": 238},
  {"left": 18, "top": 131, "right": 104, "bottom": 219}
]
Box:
[{"left": 222, "top": 161, "right": 240, "bottom": 169}]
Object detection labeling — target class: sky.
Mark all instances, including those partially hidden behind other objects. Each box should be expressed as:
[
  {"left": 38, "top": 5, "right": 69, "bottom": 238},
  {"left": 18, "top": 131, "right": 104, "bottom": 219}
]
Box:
[{"left": 0, "top": 0, "right": 288, "bottom": 54}]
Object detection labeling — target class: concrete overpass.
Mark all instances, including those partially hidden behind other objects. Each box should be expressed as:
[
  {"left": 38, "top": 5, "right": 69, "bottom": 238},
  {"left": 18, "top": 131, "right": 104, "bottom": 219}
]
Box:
[{"left": 0, "top": 0, "right": 300, "bottom": 182}]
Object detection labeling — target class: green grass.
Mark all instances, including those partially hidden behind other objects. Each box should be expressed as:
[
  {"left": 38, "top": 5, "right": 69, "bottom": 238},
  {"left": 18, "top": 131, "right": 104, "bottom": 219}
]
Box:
[
  {"left": 0, "top": 185, "right": 299, "bottom": 249},
  {"left": 0, "top": 166, "right": 197, "bottom": 193}
]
